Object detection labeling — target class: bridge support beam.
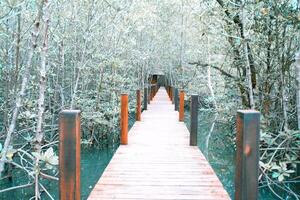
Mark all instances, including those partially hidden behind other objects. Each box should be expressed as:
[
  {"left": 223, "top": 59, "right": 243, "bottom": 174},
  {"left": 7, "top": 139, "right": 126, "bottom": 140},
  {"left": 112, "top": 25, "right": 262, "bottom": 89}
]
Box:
[
  {"left": 143, "top": 87, "right": 148, "bottom": 110},
  {"left": 136, "top": 89, "right": 141, "bottom": 121},
  {"left": 190, "top": 95, "right": 198, "bottom": 146},
  {"left": 59, "top": 110, "right": 81, "bottom": 200},
  {"left": 235, "top": 110, "right": 260, "bottom": 200},
  {"left": 179, "top": 90, "right": 185, "bottom": 121},
  {"left": 120, "top": 94, "right": 128, "bottom": 145}
]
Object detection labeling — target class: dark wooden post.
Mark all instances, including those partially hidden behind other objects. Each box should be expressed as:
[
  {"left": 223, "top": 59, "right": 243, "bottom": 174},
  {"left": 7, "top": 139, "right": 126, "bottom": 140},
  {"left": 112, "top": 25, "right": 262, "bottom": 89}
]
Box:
[
  {"left": 150, "top": 85, "right": 154, "bottom": 100},
  {"left": 190, "top": 95, "right": 198, "bottom": 146},
  {"left": 120, "top": 94, "right": 128, "bottom": 145},
  {"left": 170, "top": 87, "right": 173, "bottom": 102},
  {"left": 235, "top": 110, "right": 260, "bottom": 200},
  {"left": 59, "top": 110, "right": 81, "bottom": 200},
  {"left": 136, "top": 89, "right": 141, "bottom": 121},
  {"left": 144, "top": 87, "right": 148, "bottom": 110},
  {"left": 179, "top": 90, "right": 185, "bottom": 121},
  {"left": 174, "top": 88, "right": 179, "bottom": 111},
  {"left": 148, "top": 86, "right": 151, "bottom": 104},
  {"left": 172, "top": 87, "right": 175, "bottom": 104}
]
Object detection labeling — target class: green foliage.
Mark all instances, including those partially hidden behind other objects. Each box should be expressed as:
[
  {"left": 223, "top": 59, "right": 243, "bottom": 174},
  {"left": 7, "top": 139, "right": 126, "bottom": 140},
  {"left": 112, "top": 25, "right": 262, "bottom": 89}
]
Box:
[{"left": 0, "top": 0, "right": 299, "bottom": 198}]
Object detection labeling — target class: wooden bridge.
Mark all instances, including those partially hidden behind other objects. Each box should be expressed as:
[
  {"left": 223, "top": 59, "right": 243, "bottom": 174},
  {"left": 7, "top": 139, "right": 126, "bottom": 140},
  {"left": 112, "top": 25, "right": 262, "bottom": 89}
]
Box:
[
  {"left": 59, "top": 85, "right": 260, "bottom": 200},
  {"left": 88, "top": 88, "right": 230, "bottom": 199}
]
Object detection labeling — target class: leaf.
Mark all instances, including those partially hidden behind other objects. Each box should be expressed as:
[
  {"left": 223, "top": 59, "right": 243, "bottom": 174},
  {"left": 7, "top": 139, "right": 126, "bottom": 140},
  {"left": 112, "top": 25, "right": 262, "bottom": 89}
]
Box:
[
  {"left": 278, "top": 174, "right": 284, "bottom": 182},
  {"left": 260, "top": 8, "right": 269, "bottom": 16},
  {"left": 0, "top": 143, "right": 2, "bottom": 152},
  {"left": 272, "top": 172, "right": 280, "bottom": 178},
  {"left": 285, "top": 170, "right": 295, "bottom": 174},
  {"left": 279, "top": 162, "right": 287, "bottom": 170},
  {"left": 44, "top": 147, "right": 54, "bottom": 158},
  {"left": 271, "top": 164, "right": 281, "bottom": 170},
  {"left": 45, "top": 163, "right": 54, "bottom": 170},
  {"left": 259, "top": 161, "right": 270, "bottom": 170},
  {"left": 41, "top": 147, "right": 58, "bottom": 166},
  {"left": 32, "top": 152, "right": 41, "bottom": 160},
  {"left": 6, "top": 148, "right": 17, "bottom": 161},
  {"left": 47, "top": 155, "right": 58, "bottom": 165}
]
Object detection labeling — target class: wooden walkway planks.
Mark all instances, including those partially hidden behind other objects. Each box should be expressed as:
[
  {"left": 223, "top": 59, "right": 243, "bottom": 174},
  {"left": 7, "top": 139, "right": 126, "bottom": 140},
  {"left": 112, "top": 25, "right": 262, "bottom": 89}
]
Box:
[{"left": 88, "top": 88, "right": 230, "bottom": 200}]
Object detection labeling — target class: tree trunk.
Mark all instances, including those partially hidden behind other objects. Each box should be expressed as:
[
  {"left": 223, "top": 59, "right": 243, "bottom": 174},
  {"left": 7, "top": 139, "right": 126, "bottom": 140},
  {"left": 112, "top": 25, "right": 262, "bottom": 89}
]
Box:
[
  {"left": 296, "top": 51, "right": 300, "bottom": 130},
  {"left": 0, "top": 1, "right": 45, "bottom": 175},
  {"left": 34, "top": 1, "right": 50, "bottom": 199},
  {"left": 240, "top": 4, "right": 255, "bottom": 109},
  {"left": 35, "top": 0, "right": 50, "bottom": 150},
  {"left": 14, "top": 11, "right": 21, "bottom": 91}
]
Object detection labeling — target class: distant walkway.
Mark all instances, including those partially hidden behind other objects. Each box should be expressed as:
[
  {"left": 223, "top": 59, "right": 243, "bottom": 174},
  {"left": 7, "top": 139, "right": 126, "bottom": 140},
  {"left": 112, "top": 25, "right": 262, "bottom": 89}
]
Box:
[{"left": 88, "top": 88, "right": 230, "bottom": 200}]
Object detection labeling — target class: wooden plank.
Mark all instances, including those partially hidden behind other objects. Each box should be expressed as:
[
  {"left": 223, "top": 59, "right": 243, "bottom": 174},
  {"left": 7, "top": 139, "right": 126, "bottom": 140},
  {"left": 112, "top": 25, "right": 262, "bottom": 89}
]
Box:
[{"left": 88, "top": 88, "right": 230, "bottom": 200}]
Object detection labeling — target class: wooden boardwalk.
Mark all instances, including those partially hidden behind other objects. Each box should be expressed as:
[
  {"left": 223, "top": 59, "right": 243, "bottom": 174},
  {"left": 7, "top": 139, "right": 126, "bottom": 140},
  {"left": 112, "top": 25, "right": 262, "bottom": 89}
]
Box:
[{"left": 88, "top": 88, "right": 230, "bottom": 200}]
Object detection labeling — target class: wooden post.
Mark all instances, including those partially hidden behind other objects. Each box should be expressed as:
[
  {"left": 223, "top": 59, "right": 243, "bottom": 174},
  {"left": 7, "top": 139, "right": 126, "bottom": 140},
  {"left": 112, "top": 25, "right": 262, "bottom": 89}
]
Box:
[
  {"left": 148, "top": 86, "right": 151, "bottom": 104},
  {"left": 179, "top": 90, "right": 185, "bottom": 121},
  {"left": 144, "top": 87, "right": 148, "bottom": 110},
  {"left": 174, "top": 88, "right": 179, "bottom": 111},
  {"left": 59, "top": 110, "right": 81, "bottom": 200},
  {"left": 235, "top": 110, "right": 260, "bottom": 200},
  {"left": 120, "top": 94, "right": 128, "bottom": 145},
  {"left": 172, "top": 87, "right": 175, "bottom": 104},
  {"left": 136, "top": 89, "right": 141, "bottom": 121},
  {"left": 166, "top": 87, "right": 169, "bottom": 97},
  {"left": 170, "top": 87, "right": 173, "bottom": 102},
  {"left": 150, "top": 85, "right": 154, "bottom": 100},
  {"left": 190, "top": 95, "right": 198, "bottom": 146}
]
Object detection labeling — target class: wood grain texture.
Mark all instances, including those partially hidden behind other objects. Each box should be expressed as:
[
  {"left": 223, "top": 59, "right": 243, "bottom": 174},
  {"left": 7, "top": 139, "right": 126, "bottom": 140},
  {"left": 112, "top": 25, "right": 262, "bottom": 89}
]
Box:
[
  {"left": 136, "top": 90, "right": 141, "bottom": 121},
  {"left": 88, "top": 88, "right": 230, "bottom": 200},
  {"left": 179, "top": 90, "right": 184, "bottom": 122},
  {"left": 120, "top": 94, "right": 128, "bottom": 145},
  {"left": 59, "top": 110, "right": 81, "bottom": 200}
]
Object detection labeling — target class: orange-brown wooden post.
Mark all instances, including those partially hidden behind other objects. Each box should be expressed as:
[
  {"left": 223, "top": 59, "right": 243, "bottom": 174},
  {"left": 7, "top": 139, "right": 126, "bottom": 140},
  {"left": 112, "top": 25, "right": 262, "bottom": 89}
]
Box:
[
  {"left": 179, "top": 90, "right": 185, "bottom": 121},
  {"left": 136, "top": 90, "right": 141, "bottom": 121},
  {"left": 59, "top": 110, "right": 81, "bottom": 200},
  {"left": 120, "top": 94, "right": 128, "bottom": 145},
  {"left": 150, "top": 86, "right": 154, "bottom": 101},
  {"left": 170, "top": 87, "right": 173, "bottom": 102}
]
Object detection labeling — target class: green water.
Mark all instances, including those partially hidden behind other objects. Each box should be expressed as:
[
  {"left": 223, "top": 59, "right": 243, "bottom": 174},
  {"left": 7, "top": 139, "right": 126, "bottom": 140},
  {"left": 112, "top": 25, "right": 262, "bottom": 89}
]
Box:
[
  {"left": 1, "top": 109, "right": 298, "bottom": 199},
  {"left": 0, "top": 113, "right": 139, "bottom": 200},
  {"left": 185, "top": 108, "right": 299, "bottom": 200},
  {"left": 0, "top": 146, "right": 116, "bottom": 200}
]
